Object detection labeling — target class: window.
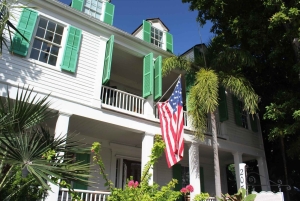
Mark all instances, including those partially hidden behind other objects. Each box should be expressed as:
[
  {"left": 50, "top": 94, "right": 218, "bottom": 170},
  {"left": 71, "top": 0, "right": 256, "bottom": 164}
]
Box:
[
  {"left": 30, "top": 18, "right": 64, "bottom": 66},
  {"left": 181, "top": 166, "right": 190, "bottom": 188},
  {"left": 151, "top": 26, "right": 163, "bottom": 47},
  {"left": 238, "top": 101, "right": 248, "bottom": 129},
  {"left": 83, "top": 0, "right": 103, "bottom": 19}
]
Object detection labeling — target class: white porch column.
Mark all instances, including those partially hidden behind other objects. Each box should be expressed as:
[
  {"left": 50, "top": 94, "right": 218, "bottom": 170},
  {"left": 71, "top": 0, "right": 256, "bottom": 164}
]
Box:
[
  {"left": 144, "top": 95, "right": 155, "bottom": 119},
  {"left": 92, "top": 36, "right": 108, "bottom": 108},
  {"left": 189, "top": 142, "right": 201, "bottom": 200},
  {"left": 257, "top": 157, "right": 271, "bottom": 191},
  {"left": 45, "top": 111, "right": 72, "bottom": 201},
  {"left": 141, "top": 133, "right": 154, "bottom": 185},
  {"left": 233, "top": 152, "right": 243, "bottom": 191}
]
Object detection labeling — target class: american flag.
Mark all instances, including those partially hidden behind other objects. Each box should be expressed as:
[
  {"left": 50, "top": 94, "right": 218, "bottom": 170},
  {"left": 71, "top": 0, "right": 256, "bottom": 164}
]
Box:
[{"left": 157, "top": 78, "right": 184, "bottom": 168}]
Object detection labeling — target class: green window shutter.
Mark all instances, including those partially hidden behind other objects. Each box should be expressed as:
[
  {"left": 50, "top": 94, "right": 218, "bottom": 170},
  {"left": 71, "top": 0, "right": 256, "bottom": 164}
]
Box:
[
  {"left": 103, "top": 2, "right": 115, "bottom": 25},
  {"left": 200, "top": 167, "right": 205, "bottom": 192},
  {"left": 71, "top": 0, "right": 84, "bottom": 11},
  {"left": 250, "top": 114, "right": 258, "bottom": 132},
  {"left": 11, "top": 9, "right": 38, "bottom": 57},
  {"left": 172, "top": 164, "right": 182, "bottom": 191},
  {"left": 142, "top": 53, "right": 154, "bottom": 98},
  {"left": 102, "top": 35, "right": 114, "bottom": 84},
  {"left": 185, "top": 72, "right": 196, "bottom": 111},
  {"left": 154, "top": 56, "right": 162, "bottom": 101},
  {"left": 61, "top": 26, "right": 82, "bottom": 73},
  {"left": 166, "top": 32, "right": 173, "bottom": 53},
  {"left": 194, "top": 46, "right": 201, "bottom": 63},
  {"left": 218, "top": 87, "right": 228, "bottom": 122},
  {"left": 143, "top": 20, "right": 151, "bottom": 43},
  {"left": 232, "top": 95, "right": 242, "bottom": 126},
  {"left": 73, "top": 153, "right": 90, "bottom": 190}
]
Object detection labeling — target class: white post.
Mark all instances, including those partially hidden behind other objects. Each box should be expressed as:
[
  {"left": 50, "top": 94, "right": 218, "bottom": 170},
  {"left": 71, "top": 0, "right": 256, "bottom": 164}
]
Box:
[
  {"left": 233, "top": 152, "right": 243, "bottom": 190},
  {"left": 92, "top": 36, "right": 108, "bottom": 108},
  {"left": 45, "top": 111, "right": 72, "bottom": 201},
  {"left": 141, "top": 133, "right": 154, "bottom": 185},
  {"left": 257, "top": 157, "right": 271, "bottom": 191},
  {"left": 144, "top": 95, "right": 155, "bottom": 119},
  {"left": 189, "top": 142, "right": 201, "bottom": 200}
]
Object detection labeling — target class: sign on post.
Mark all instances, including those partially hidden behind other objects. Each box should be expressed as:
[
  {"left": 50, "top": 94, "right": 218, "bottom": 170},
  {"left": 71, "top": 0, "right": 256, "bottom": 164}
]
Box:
[{"left": 239, "top": 163, "right": 247, "bottom": 189}]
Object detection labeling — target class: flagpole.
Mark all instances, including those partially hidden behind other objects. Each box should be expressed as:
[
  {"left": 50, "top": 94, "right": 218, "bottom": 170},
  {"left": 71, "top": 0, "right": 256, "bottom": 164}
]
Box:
[{"left": 154, "top": 74, "right": 181, "bottom": 106}]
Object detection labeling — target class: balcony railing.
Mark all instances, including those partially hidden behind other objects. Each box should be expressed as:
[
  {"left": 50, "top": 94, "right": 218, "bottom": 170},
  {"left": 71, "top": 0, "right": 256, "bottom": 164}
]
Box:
[
  {"left": 58, "top": 188, "right": 110, "bottom": 201},
  {"left": 101, "top": 86, "right": 145, "bottom": 114}
]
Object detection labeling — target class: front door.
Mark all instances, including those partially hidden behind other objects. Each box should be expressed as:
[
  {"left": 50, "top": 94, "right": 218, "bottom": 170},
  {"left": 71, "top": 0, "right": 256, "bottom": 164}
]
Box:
[{"left": 122, "top": 159, "right": 141, "bottom": 187}]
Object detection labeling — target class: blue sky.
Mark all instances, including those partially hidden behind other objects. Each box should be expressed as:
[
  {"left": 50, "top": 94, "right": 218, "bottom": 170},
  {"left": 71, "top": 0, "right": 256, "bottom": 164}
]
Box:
[{"left": 59, "top": 0, "right": 213, "bottom": 55}]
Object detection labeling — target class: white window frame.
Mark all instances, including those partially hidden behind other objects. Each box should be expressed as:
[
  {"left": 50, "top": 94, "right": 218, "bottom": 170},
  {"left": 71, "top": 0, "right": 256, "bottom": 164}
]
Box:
[
  {"left": 150, "top": 26, "right": 164, "bottom": 48},
  {"left": 83, "top": 0, "right": 104, "bottom": 20},
  {"left": 27, "top": 15, "right": 68, "bottom": 71}
]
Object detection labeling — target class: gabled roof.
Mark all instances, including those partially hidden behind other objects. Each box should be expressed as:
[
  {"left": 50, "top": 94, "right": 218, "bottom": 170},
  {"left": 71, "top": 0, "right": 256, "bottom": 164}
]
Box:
[
  {"left": 180, "top": 44, "right": 206, "bottom": 56},
  {"left": 132, "top": 18, "right": 170, "bottom": 35}
]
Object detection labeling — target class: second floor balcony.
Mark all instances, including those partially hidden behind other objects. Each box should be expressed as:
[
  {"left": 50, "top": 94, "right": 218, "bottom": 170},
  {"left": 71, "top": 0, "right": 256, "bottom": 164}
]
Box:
[{"left": 100, "top": 85, "right": 222, "bottom": 137}]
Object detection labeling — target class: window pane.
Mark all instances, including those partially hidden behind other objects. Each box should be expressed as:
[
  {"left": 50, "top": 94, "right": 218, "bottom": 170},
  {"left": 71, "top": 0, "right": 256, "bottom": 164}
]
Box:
[
  {"left": 32, "top": 39, "right": 42, "bottom": 49},
  {"left": 86, "top": 0, "right": 91, "bottom": 7},
  {"left": 56, "top": 25, "right": 64, "bottom": 35},
  {"left": 96, "top": 5, "right": 102, "bottom": 12},
  {"left": 48, "top": 55, "right": 57, "bottom": 66},
  {"left": 39, "top": 51, "right": 48, "bottom": 63},
  {"left": 45, "top": 31, "right": 54, "bottom": 42},
  {"left": 47, "top": 21, "right": 56, "bottom": 32},
  {"left": 50, "top": 46, "right": 59, "bottom": 56},
  {"left": 38, "top": 18, "right": 47, "bottom": 29},
  {"left": 95, "top": 13, "right": 101, "bottom": 19},
  {"left": 30, "top": 49, "right": 40, "bottom": 60},
  {"left": 36, "top": 27, "right": 45, "bottom": 38},
  {"left": 53, "top": 34, "right": 62, "bottom": 45}
]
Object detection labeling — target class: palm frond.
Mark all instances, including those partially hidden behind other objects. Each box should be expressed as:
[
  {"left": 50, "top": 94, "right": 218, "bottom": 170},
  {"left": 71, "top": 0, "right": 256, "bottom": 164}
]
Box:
[
  {"left": 220, "top": 74, "right": 259, "bottom": 114},
  {"left": 162, "top": 56, "right": 192, "bottom": 77},
  {"left": 211, "top": 48, "right": 255, "bottom": 72},
  {"left": 0, "top": 129, "right": 92, "bottom": 190},
  {"left": 0, "top": 86, "right": 54, "bottom": 133},
  {"left": 188, "top": 68, "right": 219, "bottom": 138}
]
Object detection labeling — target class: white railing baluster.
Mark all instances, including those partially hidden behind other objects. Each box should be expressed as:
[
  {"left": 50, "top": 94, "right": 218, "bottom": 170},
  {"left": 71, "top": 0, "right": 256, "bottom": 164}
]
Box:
[{"left": 59, "top": 188, "right": 111, "bottom": 201}]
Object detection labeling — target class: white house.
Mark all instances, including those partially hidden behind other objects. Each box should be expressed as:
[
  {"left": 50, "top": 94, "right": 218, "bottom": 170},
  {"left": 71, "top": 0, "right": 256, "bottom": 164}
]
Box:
[{"left": 0, "top": 0, "right": 270, "bottom": 200}]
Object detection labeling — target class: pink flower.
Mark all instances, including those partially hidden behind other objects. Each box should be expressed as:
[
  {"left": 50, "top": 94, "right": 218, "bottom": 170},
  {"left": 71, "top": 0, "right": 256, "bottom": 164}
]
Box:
[
  {"left": 128, "top": 180, "right": 134, "bottom": 188},
  {"left": 134, "top": 181, "right": 139, "bottom": 188},
  {"left": 180, "top": 187, "right": 188, "bottom": 194},
  {"left": 186, "top": 184, "right": 194, "bottom": 193}
]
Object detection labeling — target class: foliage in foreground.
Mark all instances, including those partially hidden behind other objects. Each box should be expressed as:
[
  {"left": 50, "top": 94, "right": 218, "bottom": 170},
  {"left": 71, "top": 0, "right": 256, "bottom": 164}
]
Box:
[
  {"left": 218, "top": 188, "right": 256, "bottom": 201},
  {"left": 91, "top": 135, "right": 182, "bottom": 201},
  {"left": 0, "top": 86, "right": 91, "bottom": 200}
]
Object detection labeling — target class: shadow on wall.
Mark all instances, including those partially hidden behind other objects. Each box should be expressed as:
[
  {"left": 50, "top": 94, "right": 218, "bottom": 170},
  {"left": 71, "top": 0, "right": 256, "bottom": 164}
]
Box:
[{"left": 0, "top": 36, "right": 42, "bottom": 95}]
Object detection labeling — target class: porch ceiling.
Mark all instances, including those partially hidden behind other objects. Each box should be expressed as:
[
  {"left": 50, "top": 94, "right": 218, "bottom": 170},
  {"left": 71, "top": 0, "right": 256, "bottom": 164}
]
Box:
[
  {"left": 44, "top": 114, "right": 145, "bottom": 147},
  {"left": 110, "top": 46, "right": 187, "bottom": 102}
]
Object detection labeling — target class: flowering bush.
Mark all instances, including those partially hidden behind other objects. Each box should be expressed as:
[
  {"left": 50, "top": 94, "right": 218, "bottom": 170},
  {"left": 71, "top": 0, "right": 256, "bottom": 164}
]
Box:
[
  {"left": 91, "top": 135, "right": 182, "bottom": 201},
  {"left": 180, "top": 184, "right": 194, "bottom": 195}
]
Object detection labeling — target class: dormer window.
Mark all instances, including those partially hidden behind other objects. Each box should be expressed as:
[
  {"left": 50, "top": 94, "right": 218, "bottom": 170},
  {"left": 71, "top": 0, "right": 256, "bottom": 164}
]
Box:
[
  {"left": 83, "top": 0, "right": 103, "bottom": 19},
  {"left": 151, "top": 26, "right": 163, "bottom": 48},
  {"left": 71, "top": 0, "right": 115, "bottom": 25},
  {"left": 132, "top": 19, "right": 173, "bottom": 53}
]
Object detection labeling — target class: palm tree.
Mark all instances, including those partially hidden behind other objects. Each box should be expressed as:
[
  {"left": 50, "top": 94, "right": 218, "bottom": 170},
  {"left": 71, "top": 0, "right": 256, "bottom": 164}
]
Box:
[
  {"left": 0, "top": 86, "right": 91, "bottom": 200},
  {"left": 0, "top": 0, "right": 30, "bottom": 54},
  {"left": 162, "top": 42, "right": 259, "bottom": 198}
]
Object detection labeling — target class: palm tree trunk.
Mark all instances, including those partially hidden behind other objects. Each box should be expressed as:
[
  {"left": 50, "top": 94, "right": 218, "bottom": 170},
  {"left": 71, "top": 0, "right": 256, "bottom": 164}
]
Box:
[{"left": 211, "top": 112, "right": 222, "bottom": 197}]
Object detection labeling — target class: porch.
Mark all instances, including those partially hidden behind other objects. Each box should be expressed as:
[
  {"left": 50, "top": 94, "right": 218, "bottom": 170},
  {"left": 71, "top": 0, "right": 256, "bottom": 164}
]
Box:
[{"left": 43, "top": 108, "right": 268, "bottom": 201}]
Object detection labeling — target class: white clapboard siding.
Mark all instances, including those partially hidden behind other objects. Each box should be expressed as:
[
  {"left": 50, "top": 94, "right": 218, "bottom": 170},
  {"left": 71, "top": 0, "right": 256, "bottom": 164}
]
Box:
[
  {"left": 225, "top": 94, "right": 261, "bottom": 148},
  {"left": 89, "top": 147, "right": 112, "bottom": 190},
  {"left": 0, "top": 5, "right": 102, "bottom": 105},
  {"left": 154, "top": 156, "right": 172, "bottom": 187}
]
